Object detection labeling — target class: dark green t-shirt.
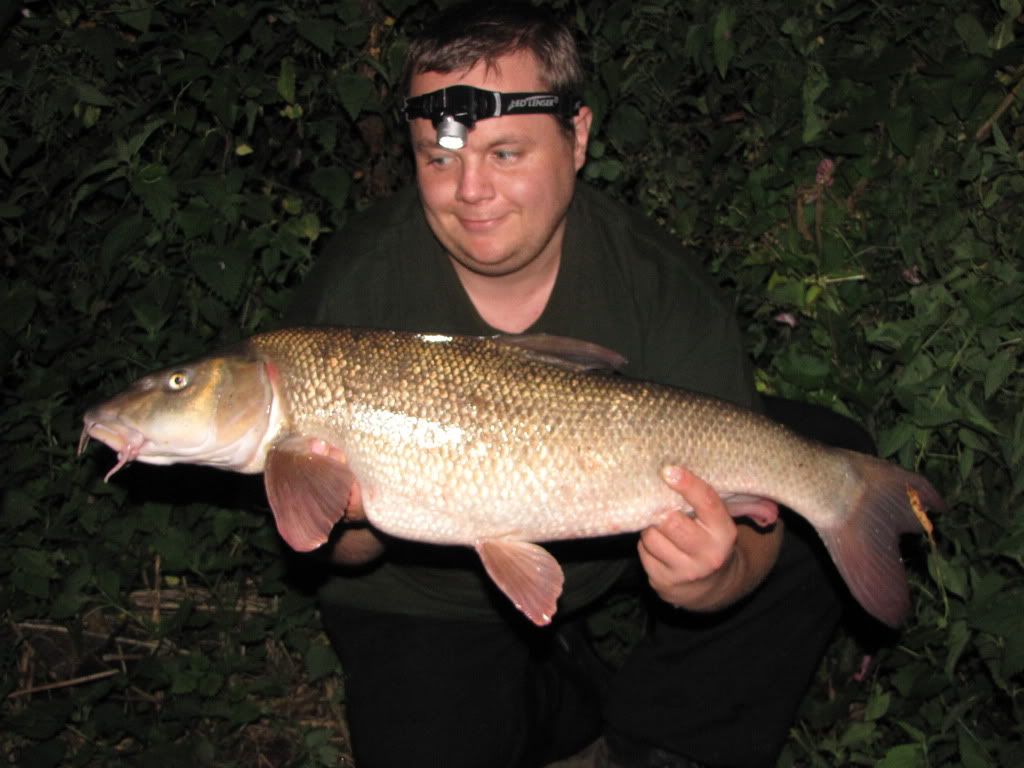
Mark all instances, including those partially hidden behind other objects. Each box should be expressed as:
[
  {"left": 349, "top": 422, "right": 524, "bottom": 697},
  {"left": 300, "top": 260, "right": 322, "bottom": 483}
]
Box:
[{"left": 286, "top": 183, "right": 758, "bottom": 620}]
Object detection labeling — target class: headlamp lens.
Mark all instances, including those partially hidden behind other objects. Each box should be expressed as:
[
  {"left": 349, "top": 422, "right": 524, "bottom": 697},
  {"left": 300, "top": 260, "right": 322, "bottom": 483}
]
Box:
[{"left": 436, "top": 115, "right": 468, "bottom": 150}]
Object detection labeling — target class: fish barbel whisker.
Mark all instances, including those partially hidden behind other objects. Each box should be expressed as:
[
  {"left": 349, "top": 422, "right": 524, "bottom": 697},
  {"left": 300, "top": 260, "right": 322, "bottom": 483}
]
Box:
[
  {"left": 76, "top": 428, "right": 90, "bottom": 456},
  {"left": 104, "top": 432, "right": 145, "bottom": 482}
]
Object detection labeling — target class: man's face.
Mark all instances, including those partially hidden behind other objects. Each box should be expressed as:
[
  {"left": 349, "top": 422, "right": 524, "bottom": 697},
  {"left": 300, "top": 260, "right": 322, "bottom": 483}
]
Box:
[{"left": 408, "top": 50, "right": 591, "bottom": 278}]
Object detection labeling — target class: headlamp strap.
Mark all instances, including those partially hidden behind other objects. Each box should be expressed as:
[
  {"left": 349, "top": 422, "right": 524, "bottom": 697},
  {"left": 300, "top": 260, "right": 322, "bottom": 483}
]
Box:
[{"left": 403, "top": 85, "right": 582, "bottom": 124}]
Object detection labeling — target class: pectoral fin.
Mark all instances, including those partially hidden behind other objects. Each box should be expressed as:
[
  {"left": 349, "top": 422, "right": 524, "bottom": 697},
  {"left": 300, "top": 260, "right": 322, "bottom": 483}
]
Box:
[
  {"left": 475, "top": 539, "right": 565, "bottom": 626},
  {"left": 264, "top": 436, "right": 354, "bottom": 552}
]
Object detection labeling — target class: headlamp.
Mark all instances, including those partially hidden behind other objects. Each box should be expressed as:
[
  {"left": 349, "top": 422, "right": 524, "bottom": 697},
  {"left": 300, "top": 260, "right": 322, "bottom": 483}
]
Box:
[{"left": 403, "top": 84, "right": 582, "bottom": 150}]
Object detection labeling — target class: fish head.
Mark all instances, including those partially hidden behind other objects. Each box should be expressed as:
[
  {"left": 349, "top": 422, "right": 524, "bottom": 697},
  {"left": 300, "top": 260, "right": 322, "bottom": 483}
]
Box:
[{"left": 80, "top": 349, "right": 279, "bottom": 479}]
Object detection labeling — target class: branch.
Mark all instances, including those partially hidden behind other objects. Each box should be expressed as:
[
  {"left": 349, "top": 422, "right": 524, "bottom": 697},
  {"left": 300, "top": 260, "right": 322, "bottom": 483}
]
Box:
[
  {"left": 975, "top": 66, "right": 1024, "bottom": 142},
  {"left": 6, "top": 669, "right": 120, "bottom": 699}
]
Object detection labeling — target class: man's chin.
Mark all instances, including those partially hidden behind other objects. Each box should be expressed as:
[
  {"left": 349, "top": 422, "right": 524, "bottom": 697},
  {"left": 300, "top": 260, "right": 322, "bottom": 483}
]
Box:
[{"left": 447, "top": 249, "right": 526, "bottom": 278}]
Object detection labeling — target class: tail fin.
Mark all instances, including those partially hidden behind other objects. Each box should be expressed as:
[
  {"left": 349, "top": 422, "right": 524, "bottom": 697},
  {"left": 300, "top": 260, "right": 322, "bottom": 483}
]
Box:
[{"left": 817, "top": 450, "right": 945, "bottom": 627}]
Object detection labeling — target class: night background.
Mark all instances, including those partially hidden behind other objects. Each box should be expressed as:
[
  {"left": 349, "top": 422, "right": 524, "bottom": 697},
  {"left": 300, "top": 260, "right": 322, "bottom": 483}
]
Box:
[{"left": 1, "top": 1, "right": 1022, "bottom": 765}]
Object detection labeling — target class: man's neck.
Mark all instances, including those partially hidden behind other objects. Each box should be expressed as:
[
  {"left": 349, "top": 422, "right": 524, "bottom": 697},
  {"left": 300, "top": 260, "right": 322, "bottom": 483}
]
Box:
[{"left": 450, "top": 251, "right": 561, "bottom": 334}]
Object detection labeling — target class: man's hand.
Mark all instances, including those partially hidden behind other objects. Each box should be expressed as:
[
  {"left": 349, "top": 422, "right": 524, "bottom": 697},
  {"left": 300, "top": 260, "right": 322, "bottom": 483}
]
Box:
[
  {"left": 328, "top": 479, "right": 388, "bottom": 566},
  {"left": 638, "top": 466, "right": 783, "bottom": 612}
]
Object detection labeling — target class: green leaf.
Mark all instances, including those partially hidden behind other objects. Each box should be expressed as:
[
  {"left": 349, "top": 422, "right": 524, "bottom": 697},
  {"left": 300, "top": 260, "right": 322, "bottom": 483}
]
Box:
[
  {"left": 839, "top": 720, "right": 876, "bottom": 747},
  {"left": 955, "top": 390, "right": 1002, "bottom": 435},
  {"left": 801, "top": 63, "right": 829, "bottom": 142},
  {"left": 1003, "top": 631, "right": 1024, "bottom": 679},
  {"left": 959, "top": 724, "right": 994, "bottom": 768},
  {"left": 712, "top": 7, "right": 737, "bottom": 79},
  {"left": 305, "top": 641, "right": 338, "bottom": 682},
  {"left": 864, "top": 688, "right": 891, "bottom": 720},
  {"left": 182, "top": 29, "right": 225, "bottom": 63},
  {"left": 911, "top": 391, "right": 960, "bottom": 428},
  {"left": 334, "top": 73, "right": 374, "bottom": 121},
  {"left": 0, "top": 280, "right": 37, "bottom": 335},
  {"left": 132, "top": 303, "right": 172, "bottom": 337},
  {"left": 955, "top": 14, "right": 991, "bottom": 57},
  {"left": 154, "top": 528, "right": 194, "bottom": 570},
  {"left": 775, "top": 346, "right": 831, "bottom": 389},
  {"left": 607, "top": 104, "right": 648, "bottom": 148},
  {"left": 983, "top": 350, "right": 1015, "bottom": 398},
  {"left": 124, "top": 119, "right": 166, "bottom": 160},
  {"left": 877, "top": 744, "right": 926, "bottom": 768},
  {"left": 298, "top": 18, "right": 337, "bottom": 55},
  {"left": 2, "top": 488, "right": 38, "bottom": 527},
  {"left": 969, "top": 591, "right": 1024, "bottom": 637},
  {"left": 193, "top": 246, "right": 252, "bottom": 305},
  {"left": 929, "top": 552, "right": 970, "bottom": 598},
  {"left": 278, "top": 57, "right": 297, "bottom": 104},
  {"left": 5, "top": 701, "right": 73, "bottom": 740},
  {"left": 945, "top": 620, "right": 971, "bottom": 678},
  {"left": 888, "top": 106, "right": 919, "bottom": 157},
  {"left": 131, "top": 166, "right": 177, "bottom": 222},
  {"left": 878, "top": 421, "right": 917, "bottom": 458},
  {"left": 379, "top": 0, "right": 419, "bottom": 15},
  {"left": 310, "top": 167, "right": 351, "bottom": 209},
  {"left": 117, "top": 8, "right": 153, "bottom": 33},
  {"left": 74, "top": 81, "right": 114, "bottom": 107},
  {"left": 12, "top": 548, "right": 58, "bottom": 597}
]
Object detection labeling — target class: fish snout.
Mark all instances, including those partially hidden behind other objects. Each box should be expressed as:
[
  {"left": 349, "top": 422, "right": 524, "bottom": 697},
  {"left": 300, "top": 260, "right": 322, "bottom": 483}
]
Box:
[{"left": 80, "top": 409, "right": 148, "bottom": 481}]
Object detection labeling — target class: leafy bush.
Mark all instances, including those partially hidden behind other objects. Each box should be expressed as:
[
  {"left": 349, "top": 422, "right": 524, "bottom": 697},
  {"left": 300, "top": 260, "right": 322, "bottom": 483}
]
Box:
[{"left": 2, "top": 1, "right": 1021, "bottom": 765}]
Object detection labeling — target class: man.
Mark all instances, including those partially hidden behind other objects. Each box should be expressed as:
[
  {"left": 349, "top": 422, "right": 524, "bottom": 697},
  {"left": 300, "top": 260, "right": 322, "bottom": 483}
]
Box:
[{"left": 286, "top": 3, "right": 842, "bottom": 766}]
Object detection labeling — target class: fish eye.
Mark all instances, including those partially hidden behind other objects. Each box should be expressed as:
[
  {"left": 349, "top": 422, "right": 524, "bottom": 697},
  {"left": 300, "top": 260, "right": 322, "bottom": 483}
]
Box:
[{"left": 166, "top": 371, "right": 190, "bottom": 391}]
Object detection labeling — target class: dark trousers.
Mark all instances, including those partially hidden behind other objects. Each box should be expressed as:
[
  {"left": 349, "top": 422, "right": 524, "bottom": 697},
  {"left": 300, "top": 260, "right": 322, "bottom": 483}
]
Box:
[
  {"left": 320, "top": 400, "right": 866, "bottom": 767},
  {"left": 321, "top": 523, "right": 841, "bottom": 768},
  {"left": 322, "top": 605, "right": 604, "bottom": 768}
]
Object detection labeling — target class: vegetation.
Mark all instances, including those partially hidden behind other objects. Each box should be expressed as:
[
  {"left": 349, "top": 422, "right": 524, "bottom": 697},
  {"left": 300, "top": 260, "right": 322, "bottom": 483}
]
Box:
[{"left": 2, "top": 1, "right": 1021, "bottom": 765}]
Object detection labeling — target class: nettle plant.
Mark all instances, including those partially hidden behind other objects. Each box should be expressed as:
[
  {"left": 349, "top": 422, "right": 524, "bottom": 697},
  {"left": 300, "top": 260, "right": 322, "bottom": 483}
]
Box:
[{"left": 2, "top": 1, "right": 1021, "bottom": 765}]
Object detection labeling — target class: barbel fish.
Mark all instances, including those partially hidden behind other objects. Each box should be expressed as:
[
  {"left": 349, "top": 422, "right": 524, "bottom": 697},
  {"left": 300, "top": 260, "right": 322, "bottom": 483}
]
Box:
[{"left": 79, "top": 327, "right": 942, "bottom": 626}]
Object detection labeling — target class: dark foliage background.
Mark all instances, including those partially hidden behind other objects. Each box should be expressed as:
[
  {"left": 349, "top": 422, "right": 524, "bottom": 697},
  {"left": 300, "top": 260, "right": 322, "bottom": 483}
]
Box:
[{"left": 2, "top": 1, "right": 1021, "bottom": 765}]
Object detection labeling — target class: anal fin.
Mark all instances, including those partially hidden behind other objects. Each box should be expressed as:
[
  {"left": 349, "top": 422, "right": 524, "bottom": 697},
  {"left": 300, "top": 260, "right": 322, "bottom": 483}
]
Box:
[
  {"left": 475, "top": 539, "right": 565, "bottom": 626},
  {"left": 724, "top": 493, "right": 780, "bottom": 527},
  {"left": 264, "top": 436, "right": 355, "bottom": 552}
]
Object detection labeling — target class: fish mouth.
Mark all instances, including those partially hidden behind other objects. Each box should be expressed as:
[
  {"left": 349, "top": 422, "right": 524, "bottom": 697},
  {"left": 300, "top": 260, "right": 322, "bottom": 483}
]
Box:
[{"left": 79, "top": 418, "right": 147, "bottom": 482}]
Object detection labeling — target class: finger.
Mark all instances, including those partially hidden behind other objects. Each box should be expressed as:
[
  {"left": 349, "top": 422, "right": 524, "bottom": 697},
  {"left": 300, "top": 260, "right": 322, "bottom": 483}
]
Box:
[
  {"left": 639, "top": 522, "right": 703, "bottom": 569},
  {"left": 346, "top": 481, "right": 366, "bottom": 521},
  {"left": 638, "top": 528, "right": 703, "bottom": 584},
  {"left": 662, "top": 465, "right": 730, "bottom": 528},
  {"left": 650, "top": 508, "right": 711, "bottom": 555}
]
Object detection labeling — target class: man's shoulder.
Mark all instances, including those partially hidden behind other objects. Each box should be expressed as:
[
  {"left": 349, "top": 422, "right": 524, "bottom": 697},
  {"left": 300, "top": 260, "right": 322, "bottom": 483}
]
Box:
[
  {"left": 283, "top": 187, "right": 432, "bottom": 325},
  {"left": 328, "top": 186, "right": 427, "bottom": 257},
  {"left": 573, "top": 184, "right": 684, "bottom": 252},
  {"left": 569, "top": 183, "right": 724, "bottom": 302},
  {"left": 310, "top": 188, "right": 432, "bottom": 286}
]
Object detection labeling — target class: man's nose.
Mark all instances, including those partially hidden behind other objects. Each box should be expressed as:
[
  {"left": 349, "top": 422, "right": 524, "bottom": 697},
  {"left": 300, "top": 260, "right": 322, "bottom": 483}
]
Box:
[{"left": 455, "top": 157, "right": 495, "bottom": 204}]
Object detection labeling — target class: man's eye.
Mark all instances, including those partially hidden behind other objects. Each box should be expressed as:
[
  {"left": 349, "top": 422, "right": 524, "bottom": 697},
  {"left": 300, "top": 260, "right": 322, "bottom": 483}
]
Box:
[
  {"left": 494, "top": 149, "right": 520, "bottom": 161},
  {"left": 427, "top": 155, "right": 453, "bottom": 167}
]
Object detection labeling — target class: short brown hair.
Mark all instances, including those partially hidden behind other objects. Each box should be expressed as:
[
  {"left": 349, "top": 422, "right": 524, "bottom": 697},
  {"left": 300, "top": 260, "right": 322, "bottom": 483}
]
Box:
[{"left": 402, "top": 1, "right": 584, "bottom": 105}]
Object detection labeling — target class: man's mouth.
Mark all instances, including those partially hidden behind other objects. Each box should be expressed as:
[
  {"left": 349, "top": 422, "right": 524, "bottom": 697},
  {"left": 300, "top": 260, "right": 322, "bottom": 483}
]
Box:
[{"left": 457, "top": 214, "right": 507, "bottom": 232}]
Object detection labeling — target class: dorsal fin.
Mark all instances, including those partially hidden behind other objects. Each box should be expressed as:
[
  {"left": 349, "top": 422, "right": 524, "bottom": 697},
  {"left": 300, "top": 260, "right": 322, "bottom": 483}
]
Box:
[{"left": 495, "top": 334, "right": 627, "bottom": 373}]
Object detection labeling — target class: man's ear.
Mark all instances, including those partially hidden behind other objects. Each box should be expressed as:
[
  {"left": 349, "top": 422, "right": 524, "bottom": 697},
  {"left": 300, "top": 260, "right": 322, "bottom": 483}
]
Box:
[{"left": 572, "top": 107, "right": 593, "bottom": 171}]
